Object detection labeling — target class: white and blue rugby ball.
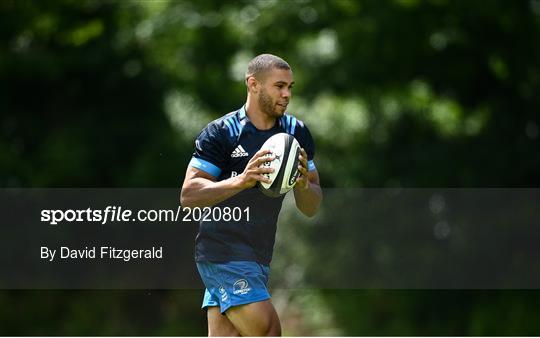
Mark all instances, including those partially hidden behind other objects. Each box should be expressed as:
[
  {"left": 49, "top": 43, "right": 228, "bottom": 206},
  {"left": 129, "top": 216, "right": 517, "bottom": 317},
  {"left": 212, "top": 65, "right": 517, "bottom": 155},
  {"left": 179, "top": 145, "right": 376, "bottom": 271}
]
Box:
[{"left": 258, "top": 133, "right": 301, "bottom": 198}]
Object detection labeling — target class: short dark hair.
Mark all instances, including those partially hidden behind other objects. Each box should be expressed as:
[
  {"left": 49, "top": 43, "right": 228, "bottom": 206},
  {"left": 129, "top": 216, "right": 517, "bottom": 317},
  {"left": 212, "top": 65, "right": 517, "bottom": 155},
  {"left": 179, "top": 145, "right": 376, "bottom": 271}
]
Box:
[{"left": 245, "top": 54, "right": 291, "bottom": 81}]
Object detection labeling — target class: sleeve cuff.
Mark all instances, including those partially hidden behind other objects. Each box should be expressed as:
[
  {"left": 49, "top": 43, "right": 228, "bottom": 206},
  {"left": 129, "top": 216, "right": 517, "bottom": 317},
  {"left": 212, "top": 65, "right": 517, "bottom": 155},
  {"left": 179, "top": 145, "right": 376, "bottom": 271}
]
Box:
[
  {"left": 307, "top": 160, "right": 316, "bottom": 172},
  {"left": 189, "top": 157, "right": 222, "bottom": 177}
]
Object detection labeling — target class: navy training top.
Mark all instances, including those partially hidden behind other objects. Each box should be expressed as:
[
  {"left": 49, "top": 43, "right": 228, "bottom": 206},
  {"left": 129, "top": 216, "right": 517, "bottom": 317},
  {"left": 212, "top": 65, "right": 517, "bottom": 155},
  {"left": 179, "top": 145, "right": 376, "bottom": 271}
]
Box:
[{"left": 188, "top": 105, "right": 316, "bottom": 265}]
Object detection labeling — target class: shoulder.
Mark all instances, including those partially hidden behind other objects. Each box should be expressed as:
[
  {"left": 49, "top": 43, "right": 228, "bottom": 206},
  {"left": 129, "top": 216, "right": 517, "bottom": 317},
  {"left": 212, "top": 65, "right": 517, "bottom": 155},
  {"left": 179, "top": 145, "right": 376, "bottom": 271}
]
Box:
[
  {"left": 279, "top": 113, "right": 312, "bottom": 138},
  {"left": 200, "top": 109, "right": 244, "bottom": 142},
  {"left": 204, "top": 110, "right": 244, "bottom": 140},
  {"left": 280, "top": 112, "right": 316, "bottom": 158}
]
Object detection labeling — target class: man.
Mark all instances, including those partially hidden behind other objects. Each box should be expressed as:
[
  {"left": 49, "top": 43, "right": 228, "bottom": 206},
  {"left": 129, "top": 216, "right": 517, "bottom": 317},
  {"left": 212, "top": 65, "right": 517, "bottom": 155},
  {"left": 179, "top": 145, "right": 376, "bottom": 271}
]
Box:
[{"left": 181, "top": 54, "right": 322, "bottom": 336}]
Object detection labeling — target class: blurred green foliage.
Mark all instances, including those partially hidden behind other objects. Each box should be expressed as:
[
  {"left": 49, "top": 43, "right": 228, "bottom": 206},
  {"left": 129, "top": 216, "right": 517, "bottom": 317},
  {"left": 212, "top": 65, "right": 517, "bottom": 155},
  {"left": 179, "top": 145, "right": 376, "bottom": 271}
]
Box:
[{"left": 1, "top": 0, "right": 540, "bottom": 335}]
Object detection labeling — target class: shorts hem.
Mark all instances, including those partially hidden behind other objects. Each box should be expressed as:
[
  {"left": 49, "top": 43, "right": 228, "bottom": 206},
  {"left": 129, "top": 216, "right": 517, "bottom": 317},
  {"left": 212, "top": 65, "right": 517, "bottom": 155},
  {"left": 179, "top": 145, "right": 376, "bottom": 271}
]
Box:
[
  {"left": 220, "top": 295, "right": 272, "bottom": 314},
  {"left": 202, "top": 303, "right": 219, "bottom": 310},
  {"left": 201, "top": 302, "right": 219, "bottom": 310}
]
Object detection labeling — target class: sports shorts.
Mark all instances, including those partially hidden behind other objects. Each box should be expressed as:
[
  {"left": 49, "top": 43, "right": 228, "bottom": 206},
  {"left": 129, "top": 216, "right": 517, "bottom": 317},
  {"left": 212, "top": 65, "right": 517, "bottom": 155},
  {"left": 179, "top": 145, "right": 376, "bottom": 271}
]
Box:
[{"left": 196, "top": 260, "right": 271, "bottom": 314}]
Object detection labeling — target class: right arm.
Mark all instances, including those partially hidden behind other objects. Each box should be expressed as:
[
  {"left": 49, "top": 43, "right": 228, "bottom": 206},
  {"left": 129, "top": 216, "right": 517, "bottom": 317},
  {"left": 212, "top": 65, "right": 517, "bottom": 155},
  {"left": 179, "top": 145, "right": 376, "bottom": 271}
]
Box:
[{"left": 180, "top": 149, "right": 275, "bottom": 208}]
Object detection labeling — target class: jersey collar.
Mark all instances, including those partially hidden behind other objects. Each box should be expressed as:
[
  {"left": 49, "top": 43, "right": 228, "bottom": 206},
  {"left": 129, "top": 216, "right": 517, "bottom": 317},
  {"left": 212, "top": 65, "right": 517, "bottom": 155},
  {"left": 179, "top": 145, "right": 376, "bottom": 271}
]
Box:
[
  {"left": 238, "top": 104, "right": 281, "bottom": 131},
  {"left": 238, "top": 105, "right": 247, "bottom": 122}
]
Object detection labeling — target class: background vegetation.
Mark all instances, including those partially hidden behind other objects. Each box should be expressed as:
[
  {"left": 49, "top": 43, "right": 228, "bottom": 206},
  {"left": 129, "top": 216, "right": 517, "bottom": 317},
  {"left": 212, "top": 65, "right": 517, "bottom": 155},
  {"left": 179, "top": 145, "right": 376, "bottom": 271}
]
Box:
[{"left": 1, "top": 0, "right": 540, "bottom": 335}]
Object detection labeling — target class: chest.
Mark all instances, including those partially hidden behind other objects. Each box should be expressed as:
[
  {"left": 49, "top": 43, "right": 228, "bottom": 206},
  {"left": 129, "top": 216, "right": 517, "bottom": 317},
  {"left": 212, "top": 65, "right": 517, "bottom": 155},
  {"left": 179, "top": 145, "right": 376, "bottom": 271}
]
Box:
[{"left": 219, "top": 129, "right": 281, "bottom": 180}]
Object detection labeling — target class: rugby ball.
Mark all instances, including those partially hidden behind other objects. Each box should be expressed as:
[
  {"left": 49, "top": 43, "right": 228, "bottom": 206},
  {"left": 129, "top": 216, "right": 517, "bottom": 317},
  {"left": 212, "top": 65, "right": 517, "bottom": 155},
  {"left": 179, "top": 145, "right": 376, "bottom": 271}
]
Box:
[{"left": 258, "top": 133, "right": 301, "bottom": 198}]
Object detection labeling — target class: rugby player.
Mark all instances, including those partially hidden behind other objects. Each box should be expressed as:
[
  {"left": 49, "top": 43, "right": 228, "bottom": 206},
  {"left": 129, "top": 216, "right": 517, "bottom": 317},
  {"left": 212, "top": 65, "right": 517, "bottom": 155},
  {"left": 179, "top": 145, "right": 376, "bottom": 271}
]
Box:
[{"left": 181, "top": 54, "right": 322, "bottom": 336}]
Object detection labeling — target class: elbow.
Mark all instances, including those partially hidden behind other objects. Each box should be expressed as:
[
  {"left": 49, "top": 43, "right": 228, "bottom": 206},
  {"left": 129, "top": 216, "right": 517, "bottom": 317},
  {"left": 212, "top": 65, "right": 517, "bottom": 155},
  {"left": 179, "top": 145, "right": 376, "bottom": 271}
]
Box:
[
  {"left": 180, "top": 189, "right": 194, "bottom": 208},
  {"left": 181, "top": 187, "right": 205, "bottom": 208},
  {"left": 180, "top": 185, "right": 212, "bottom": 208}
]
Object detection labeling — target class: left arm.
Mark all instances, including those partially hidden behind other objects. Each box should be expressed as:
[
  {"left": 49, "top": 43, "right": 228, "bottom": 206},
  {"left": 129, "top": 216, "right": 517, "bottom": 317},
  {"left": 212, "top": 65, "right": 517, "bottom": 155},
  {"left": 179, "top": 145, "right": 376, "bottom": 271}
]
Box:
[{"left": 293, "top": 148, "right": 322, "bottom": 217}]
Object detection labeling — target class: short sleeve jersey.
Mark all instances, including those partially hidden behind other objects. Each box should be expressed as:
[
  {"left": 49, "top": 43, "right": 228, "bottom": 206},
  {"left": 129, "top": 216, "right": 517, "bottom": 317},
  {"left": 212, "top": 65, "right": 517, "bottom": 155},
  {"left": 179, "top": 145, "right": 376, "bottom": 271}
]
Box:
[{"left": 189, "top": 105, "right": 317, "bottom": 265}]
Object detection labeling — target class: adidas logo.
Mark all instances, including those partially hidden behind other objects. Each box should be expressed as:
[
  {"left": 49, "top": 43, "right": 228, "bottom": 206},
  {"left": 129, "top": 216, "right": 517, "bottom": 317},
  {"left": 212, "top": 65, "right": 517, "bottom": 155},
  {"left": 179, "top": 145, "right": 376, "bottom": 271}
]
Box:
[{"left": 231, "top": 145, "right": 249, "bottom": 158}]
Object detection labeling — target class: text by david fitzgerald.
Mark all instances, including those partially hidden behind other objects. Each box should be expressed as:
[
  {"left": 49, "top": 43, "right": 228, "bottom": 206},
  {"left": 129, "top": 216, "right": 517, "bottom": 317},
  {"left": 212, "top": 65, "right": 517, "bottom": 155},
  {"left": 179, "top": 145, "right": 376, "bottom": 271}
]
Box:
[{"left": 41, "top": 246, "right": 163, "bottom": 262}]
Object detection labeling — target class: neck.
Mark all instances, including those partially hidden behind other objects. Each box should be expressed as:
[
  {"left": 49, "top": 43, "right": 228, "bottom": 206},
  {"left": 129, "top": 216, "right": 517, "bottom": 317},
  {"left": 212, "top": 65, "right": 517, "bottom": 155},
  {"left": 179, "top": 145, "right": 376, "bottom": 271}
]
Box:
[{"left": 245, "top": 95, "right": 276, "bottom": 130}]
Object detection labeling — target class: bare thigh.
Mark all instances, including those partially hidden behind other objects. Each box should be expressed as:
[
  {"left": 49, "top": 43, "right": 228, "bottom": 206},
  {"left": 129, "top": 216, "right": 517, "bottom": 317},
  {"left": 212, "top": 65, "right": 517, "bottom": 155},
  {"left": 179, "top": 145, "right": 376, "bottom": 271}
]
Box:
[
  {"left": 207, "top": 306, "right": 240, "bottom": 337},
  {"left": 225, "top": 299, "right": 281, "bottom": 336}
]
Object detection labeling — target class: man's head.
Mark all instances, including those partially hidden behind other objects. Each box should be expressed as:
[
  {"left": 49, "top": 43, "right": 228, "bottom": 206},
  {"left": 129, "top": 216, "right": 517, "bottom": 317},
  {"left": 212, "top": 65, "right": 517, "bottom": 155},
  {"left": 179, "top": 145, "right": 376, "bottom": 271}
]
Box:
[{"left": 245, "top": 54, "right": 294, "bottom": 119}]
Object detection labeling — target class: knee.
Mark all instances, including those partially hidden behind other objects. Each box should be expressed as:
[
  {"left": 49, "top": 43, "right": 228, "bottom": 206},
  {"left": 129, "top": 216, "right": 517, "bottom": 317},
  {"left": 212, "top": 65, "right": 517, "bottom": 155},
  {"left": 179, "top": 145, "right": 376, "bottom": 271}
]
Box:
[
  {"left": 208, "top": 326, "right": 240, "bottom": 337},
  {"left": 266, "top": 321, "right": 281, "bottom": 336},
  {"left": 263, "top": 315, "right": 281, "bottom": 337},
  {"left": 224, "top": 301, "right": 281, "bottom": 336},
  {"left": 247, "top": 315, "right": 280, "bottom": 336}
]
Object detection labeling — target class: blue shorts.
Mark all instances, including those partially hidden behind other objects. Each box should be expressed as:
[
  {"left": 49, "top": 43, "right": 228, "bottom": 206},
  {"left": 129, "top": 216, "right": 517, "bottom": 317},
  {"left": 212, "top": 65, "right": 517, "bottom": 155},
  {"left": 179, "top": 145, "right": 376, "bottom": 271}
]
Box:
[{"left": 196, "top": 260, "right": 271, "bottom": 314}]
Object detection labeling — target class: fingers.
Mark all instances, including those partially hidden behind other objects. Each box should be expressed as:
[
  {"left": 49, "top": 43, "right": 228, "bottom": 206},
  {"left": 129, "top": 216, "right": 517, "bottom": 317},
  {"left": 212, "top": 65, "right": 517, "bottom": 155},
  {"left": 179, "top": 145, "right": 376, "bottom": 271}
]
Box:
[
  {"left": 255, "top": 154, "right": 275, "bottom": 165},
  {"left": 297, "top": 148, "right": 309, "bottom": 183},
  {"left": 295, "top": 175, "right": 309, "bottom": 189},
  {"left": 238, "top": 149, "right": 278, "bottom": 187},
  {"left": 246, "top": 166, "right": 275, "bottom": 184},
  {"left": 248, "top": 149, "right": 275, "bottom": 167},
  {"left": 298, "top": 155, "right": 307, "bottom": 168},
  {"left": 255, "top": 174, "right": 272, "bottom": 184},
  {"left": 297, "top": 164, "right": 308, "bottom": 176},
  {"left": 259, "top": 148, "right": 273, "bottom": 155},
  {"left": 255, "top": 166, "right": 275, "bottom": 174},
  {"left": 247, "top": 173, "right": 272, "bottom": 184},
  {"left": 252, "top": 148, "right": 273, "bottom": 160},
  {"left": 298, "top": 148, "right": 308, "bottom": 172}
]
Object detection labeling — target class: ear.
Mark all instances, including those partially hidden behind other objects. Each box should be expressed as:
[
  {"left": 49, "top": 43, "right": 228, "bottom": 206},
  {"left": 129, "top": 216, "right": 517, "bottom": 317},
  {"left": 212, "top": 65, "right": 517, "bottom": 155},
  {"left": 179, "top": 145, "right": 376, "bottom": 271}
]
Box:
[{"left": 246, "top": 76, "right": 259, "bottom": 93}]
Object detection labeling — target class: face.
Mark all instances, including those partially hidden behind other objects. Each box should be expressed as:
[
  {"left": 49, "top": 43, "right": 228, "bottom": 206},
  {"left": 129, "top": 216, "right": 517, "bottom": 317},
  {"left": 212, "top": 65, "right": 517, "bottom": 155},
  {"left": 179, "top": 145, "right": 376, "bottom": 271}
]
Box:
[{"left": 255, "top": 68, "right": 294, "bottom": 118}]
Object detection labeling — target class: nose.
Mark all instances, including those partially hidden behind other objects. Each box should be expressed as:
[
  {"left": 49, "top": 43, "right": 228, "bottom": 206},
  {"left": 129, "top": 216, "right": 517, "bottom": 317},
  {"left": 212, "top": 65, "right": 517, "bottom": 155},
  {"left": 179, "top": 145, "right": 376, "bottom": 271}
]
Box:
[{"left": 281, "top": 87, "right": 291, "bottom": 99}]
